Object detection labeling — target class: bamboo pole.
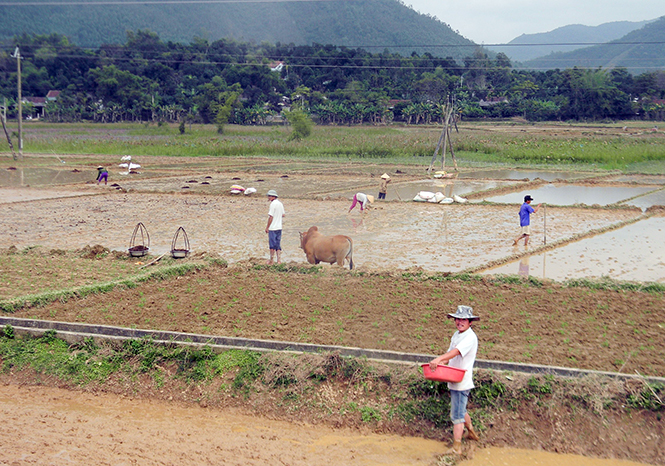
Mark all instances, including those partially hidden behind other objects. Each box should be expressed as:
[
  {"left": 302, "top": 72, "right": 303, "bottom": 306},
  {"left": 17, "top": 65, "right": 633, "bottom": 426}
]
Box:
[{"left": 1, "top": 111, "right": 17, "bottom": 160}]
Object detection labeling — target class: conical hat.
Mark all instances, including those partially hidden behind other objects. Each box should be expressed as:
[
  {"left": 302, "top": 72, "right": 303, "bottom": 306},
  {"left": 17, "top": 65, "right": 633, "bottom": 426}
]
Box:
[
  {"left": 380, "top": 173, "right": 391, "bottom": 180},
  {"left": 367, "top": 195, "right": 375, "bottom": 203}
]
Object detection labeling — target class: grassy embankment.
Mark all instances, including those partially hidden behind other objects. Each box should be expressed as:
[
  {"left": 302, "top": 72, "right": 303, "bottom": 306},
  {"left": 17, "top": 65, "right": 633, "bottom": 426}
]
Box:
[
  {"left": 4, "top": 120, "right": 665, "bottom": 173},
  {"left": 0, "top": 325, "right": 663, "bottom": 464}
]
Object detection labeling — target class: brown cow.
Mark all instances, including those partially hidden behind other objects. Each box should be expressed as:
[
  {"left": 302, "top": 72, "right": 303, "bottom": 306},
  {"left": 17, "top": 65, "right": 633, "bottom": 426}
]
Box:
[{"left": 299, "top": 226, "right": 354, "bottom": 269}]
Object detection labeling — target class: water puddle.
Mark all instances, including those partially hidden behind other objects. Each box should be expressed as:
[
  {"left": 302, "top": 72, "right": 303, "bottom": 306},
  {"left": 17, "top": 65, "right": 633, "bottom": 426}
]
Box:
[
  {"left": 460, "top": 447, "right": 650, "bottom": 466},
  {"left": 607, "top": 174, "right": 665, "bottom": 185},
  {"left": 619, "top": 188, "right": 665, "bottom": 211},
  {"left": 0, "top": 167, "right": 93, "bottom": 187},
  {"left": 483, "top": 183, "right": 654, "bottom": 206},
  {"left": 481, "top": 215, "right": 665, "bottom": 283},
  {"left": 459, "top": 169, "right": 594, "bottom": 181}
]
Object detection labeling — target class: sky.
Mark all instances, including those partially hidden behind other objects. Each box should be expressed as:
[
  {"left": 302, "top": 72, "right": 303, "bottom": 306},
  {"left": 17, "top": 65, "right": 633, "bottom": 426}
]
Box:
[{"left": 406, "top": 0, "right": 665, "bottom": 44}]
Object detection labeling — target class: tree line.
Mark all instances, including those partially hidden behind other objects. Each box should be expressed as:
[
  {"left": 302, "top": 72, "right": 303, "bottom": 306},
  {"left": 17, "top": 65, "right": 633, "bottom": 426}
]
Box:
[{"left": 1, "top": 31, "right": 665, "bottom": 126}]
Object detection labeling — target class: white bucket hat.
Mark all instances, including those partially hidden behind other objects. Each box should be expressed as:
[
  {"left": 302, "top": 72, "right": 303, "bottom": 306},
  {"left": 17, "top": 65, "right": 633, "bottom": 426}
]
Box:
[
  {"left": 267, "top": 189, "right": 279, "bottom": 197},
  {"left": 448, "top": 305, "right": 480, "bottom": 321}
]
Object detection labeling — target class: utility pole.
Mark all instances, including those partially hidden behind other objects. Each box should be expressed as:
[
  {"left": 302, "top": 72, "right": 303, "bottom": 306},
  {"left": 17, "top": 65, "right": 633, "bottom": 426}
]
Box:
[{"left": 12, "top": 46, "right": 23, "bottom": 158}]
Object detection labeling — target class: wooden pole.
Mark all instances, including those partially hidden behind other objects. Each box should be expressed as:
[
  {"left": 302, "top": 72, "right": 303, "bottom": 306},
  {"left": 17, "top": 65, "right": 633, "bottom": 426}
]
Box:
[
  {"left": 447, "top": 124, "right": 458, "bottom": 171},
  {"left": 441, "top": 107, "right": 452, "bottom": 170},
  {"left": 543, "top": 204, "right": 547, "bottom": 244},
  {"left": 428, "top": 109, "right": 447, "bottom": 174},
  {"left": 15, "top": 47, "right": 23, "bottom": 158}
]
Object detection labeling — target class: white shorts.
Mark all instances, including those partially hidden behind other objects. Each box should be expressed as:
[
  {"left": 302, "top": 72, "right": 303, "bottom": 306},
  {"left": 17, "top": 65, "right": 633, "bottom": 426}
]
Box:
[{"left": 521, "top": 225, "right": 531, "bottom": 235}]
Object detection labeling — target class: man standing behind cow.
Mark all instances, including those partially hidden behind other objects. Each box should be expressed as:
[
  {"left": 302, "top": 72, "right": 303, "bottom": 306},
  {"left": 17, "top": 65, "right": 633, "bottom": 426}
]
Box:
[{"left": 265, "top": 189, "right": 285, "bottom": 265}]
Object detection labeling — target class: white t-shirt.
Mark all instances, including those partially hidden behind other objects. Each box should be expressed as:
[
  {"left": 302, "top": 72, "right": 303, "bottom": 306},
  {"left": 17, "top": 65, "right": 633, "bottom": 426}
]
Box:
[
  {"left": 268, "top": 199, "right": 285, "bottom": 231},
  {"left": 356, "top": 193, "right": 368, "bottom": 208},
  {"left": 447, "top": 327, "right": 478, "bottom": 391}
]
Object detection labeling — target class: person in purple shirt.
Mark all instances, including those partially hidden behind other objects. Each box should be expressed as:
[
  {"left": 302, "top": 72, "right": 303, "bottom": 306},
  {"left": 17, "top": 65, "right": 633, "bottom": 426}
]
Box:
[{"left": 513, "top": 195, "right": 540, "bottom": 246}]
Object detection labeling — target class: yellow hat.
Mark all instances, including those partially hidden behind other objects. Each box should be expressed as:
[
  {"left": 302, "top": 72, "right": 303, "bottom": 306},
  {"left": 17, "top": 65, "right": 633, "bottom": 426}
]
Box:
[{"left": 367, "top": 195, "right": 375, "bottom": 203}]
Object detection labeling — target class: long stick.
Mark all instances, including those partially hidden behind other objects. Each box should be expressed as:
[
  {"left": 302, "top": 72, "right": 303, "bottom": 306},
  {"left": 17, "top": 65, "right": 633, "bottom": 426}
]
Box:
[
  {"left": 543, "top": 204, "right": 547, "bottom": 245},
  {"left": 139, "top": 253, "right": 166, "bottom": 268},
  {"left": 1, "top": 112, "right": 17, "bottom": 160}
]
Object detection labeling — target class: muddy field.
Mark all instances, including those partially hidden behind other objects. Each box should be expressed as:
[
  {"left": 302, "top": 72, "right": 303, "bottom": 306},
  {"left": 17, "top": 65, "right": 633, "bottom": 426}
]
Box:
[{"left": 1, "top": 157, "right": 665, "bottom": 465}]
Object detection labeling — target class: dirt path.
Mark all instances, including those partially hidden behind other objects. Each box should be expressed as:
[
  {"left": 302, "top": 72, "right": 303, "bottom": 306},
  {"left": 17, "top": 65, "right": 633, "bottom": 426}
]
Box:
[
  {"left": 1, "top": 383, "right": 656, "bottom": 466},
  {"left": 0, "top": 383, "right": 444, "bottom": 466}
]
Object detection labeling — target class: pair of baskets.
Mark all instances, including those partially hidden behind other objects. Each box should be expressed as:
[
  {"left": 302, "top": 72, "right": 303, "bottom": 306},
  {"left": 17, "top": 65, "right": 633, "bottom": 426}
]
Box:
[{"left": 128, "top": 223, "right": 190, "bottom": 259}]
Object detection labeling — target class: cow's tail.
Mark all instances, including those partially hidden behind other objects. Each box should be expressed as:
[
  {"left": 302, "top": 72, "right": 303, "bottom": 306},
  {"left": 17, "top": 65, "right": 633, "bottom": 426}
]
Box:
[{"left": 347, "top": 238, "right": 354, "bottom": 270}]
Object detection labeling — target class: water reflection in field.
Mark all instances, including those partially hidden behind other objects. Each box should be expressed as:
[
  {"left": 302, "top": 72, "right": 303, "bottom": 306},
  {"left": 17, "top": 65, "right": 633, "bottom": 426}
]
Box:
[
  {"left": 461, "top": 447, "right": 651, "bottom": 466},
  {"left": 0, "top": 167, "right": 93, "bottom": 186},
  {"left": 459, "top": 169, "right": 594, "bottom": 182},
  {"left": 480, "top": 216, "right": 665, "bottom": 283},
  {"left": 620, "top": 189, "right": 665, "bottom": 211},
  {"left": 484, "top": 183, "right": 655, "bottom": 207}
]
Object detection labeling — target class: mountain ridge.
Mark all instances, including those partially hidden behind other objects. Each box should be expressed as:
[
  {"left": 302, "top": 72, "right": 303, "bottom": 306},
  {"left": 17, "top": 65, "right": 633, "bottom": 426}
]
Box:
[
  {"left": 523, "top": 16, "right": 665, "bottom": 74},
  {"left": 0, "top": 0, "right": 477, "bottom": 61},
  {"left": 492, "top": 19, "right": 654, "bottom": 63}
]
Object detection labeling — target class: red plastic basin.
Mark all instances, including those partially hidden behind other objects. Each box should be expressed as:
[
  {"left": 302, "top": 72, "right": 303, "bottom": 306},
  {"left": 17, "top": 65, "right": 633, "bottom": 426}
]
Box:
[{"left": 421, "top": 364, "right": 466, "bottom": 383}]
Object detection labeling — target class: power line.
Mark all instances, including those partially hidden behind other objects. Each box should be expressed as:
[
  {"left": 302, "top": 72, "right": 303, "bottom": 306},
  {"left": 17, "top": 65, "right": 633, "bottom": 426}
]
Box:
[
  {"left": 1, "top": 49, "right": 663, "bottom": 72},
  {"left": 0, "top": 0, "right": 337, "bottom": 5},
  {"left": 4, "top": 38, "right": 665, "bottom": 52}
]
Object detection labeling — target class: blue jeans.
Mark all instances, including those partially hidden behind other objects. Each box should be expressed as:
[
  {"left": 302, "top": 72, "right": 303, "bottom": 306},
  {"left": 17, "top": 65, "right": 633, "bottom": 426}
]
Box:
[
  {"left": 268, "top": 230, "right": 282, "bottom": 250},
  {"left": 450, "top": 389, "right": 470, "bottom": 425}
]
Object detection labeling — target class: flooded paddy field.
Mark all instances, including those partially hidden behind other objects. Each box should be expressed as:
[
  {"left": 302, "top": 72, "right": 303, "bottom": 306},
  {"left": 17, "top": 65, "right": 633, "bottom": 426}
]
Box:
[
  {"left": 0, "top": 189, "right": 642, "bottom": 275},
  {"left": 482, "top": 183, "right": 656, "bottom": 207},
  {"left": 458, "top": 169, "right": 598, "bottom": 182},
  {"left": 1, "top": 158, "right": 662, "bottom": 283},
  {"left": 480, "top": 214, "right": 665, "bottom": 282}
]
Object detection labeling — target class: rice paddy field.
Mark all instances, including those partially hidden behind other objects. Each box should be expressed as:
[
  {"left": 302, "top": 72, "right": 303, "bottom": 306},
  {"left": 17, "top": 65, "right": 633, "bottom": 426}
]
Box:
[{"left": 1, "top": 119, "right": 665, "bottom": 466}]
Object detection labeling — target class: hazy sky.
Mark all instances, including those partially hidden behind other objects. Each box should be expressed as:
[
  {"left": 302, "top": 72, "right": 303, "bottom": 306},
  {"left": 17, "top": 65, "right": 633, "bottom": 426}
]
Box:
[{"left": 406, "top": 0, "right": 665, "bottom": 44}]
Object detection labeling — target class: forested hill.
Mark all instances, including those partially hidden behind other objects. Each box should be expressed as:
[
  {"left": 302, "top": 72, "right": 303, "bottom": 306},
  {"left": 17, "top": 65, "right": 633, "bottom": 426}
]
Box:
[
  {"left": 0, "top": 0, "right": 476, "bottom": 60},
  {"left": 523, "top": 16, "right": 665, "bottom": 74},
  {"left": 492, "top": 19, "right": 652, "bottom": 63}
]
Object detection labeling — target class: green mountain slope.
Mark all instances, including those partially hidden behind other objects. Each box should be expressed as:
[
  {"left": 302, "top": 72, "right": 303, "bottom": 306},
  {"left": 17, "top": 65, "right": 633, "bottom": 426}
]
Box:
[
  {"left": 493, "top": 19, "right": 653, "bottom": 63},
  {"left": 0, "top": 0, "right": 477, "bottom": 60},
  {"left": 523, "top": 16, "right": 665, "bottom": 74}
]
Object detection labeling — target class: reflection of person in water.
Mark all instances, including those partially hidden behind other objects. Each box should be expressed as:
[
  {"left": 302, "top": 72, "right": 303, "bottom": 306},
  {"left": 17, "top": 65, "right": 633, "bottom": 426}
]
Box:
[
  {"left": 350, "top": 217, "right": 365, "bottom": 232},
  {"left": 518, "top": 257, "right": 530, "bottom": 277}
]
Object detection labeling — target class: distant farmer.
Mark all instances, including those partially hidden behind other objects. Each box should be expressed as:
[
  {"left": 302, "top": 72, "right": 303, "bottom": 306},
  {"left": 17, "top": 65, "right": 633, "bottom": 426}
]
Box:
[
  {"left": 96, "top": 166, "right": 108, "bottom": 185},
  {"left": 265, "top": 189, "right": 285, "bottom": 265},
  {"left": 513, "top": 195, "right": 541, "bottom": 246},
  {"left": 349, "top": 193, "right": 373, "bottom": 212},
  {"left": 378, "top": 173, "right": 391, "bottom": 200},
  {"left": 429, "top": 305, "right": 481, "bottom": 456}
]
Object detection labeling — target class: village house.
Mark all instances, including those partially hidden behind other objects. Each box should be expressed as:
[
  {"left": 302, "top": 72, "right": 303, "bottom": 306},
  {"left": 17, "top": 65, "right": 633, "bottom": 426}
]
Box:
[
  {"left": 478, "top": 96, "right": 509, "bottom": 107},
  {"left": 21, "top": 90, "right": 60, "bottom": 120}
]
